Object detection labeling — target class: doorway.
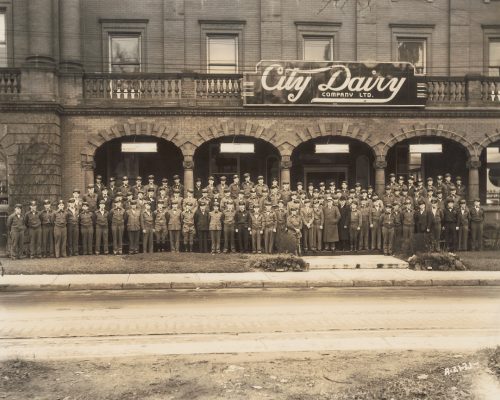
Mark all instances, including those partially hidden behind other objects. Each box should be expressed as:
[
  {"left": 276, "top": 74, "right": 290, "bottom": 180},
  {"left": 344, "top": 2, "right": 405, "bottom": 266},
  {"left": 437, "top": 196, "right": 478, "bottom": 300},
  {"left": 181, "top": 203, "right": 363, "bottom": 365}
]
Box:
[{"left": 304, "top": 166, "right": 348, "bottom": 187}]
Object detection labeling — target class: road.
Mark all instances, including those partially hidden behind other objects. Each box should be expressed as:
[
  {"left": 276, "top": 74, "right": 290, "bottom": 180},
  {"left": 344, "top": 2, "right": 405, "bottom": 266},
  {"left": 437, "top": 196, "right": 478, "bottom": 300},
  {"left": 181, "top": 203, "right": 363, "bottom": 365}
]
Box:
[{"left": 1, "top": 287, "right": 500, "bottom": 359}]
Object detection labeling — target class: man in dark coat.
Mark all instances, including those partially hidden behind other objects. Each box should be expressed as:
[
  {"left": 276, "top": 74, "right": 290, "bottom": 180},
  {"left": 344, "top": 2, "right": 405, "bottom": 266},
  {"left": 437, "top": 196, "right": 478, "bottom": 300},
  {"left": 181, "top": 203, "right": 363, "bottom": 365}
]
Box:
[
  {"left": 414, "top": 199, "right": 433, "bottom": 252},
  {"left": 442, "top": 198, "right": 459, "bottom": 252},
  {"left": 322, "top": 196, "right": 341, "bottom": 251},
  {"left": 194, "top": 201, "right": 210, "bottom": 253},
  {"left": 338, "top": 196, "right": 350, "bottom": 251}
]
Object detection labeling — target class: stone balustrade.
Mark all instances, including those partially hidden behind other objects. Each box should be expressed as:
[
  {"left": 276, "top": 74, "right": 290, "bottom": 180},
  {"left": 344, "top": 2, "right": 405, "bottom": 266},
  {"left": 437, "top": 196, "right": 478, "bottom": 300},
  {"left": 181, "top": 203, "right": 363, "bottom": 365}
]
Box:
[
  {"left": 0, "top": 69, "right": 21, "bottom": 94},
  {"left": 425, "top": 76, "right": 467, "bottom": 104},
  {"left": 194, "top": 74, "right": 242, "bottom": 99},
  {"left": 481, "top": 77, "right": 500, "bottom": 103}
]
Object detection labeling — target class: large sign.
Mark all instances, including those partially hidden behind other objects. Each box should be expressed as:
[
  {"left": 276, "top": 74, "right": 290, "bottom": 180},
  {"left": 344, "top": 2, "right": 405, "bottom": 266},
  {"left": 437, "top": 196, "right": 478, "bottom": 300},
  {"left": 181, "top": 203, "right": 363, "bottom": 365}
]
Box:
[{"left": 243, "top": 61, "right": 427, "bottom": 107}]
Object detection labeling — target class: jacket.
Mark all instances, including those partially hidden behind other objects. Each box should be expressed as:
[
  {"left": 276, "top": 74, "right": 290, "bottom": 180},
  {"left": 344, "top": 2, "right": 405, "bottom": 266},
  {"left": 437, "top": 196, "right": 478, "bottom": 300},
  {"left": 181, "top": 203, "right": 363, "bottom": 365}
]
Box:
[
  {"left": 209, "top": 210, "right": 222, "bottom": 230},
  {"left": 126, "top": 208, "right": 141, "bottom": 231},
  {"left": 167, "top": 209, "right": 182, "bottom": 230},
  {"left": 94, "top": 210, "right": 109, "bottom": 227},
  {"left": 140, "top": 210, "right": 155, "bottom": 230},
  {"left": 195, "top": 209, "right": 210, "bottom": 231}
]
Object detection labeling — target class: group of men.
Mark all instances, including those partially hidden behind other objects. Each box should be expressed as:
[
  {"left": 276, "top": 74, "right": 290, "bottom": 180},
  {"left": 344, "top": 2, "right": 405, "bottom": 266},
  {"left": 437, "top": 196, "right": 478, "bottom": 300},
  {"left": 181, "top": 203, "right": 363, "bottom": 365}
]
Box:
[{"left": 6, "top": 171, "right": 485, "bottom": 260}]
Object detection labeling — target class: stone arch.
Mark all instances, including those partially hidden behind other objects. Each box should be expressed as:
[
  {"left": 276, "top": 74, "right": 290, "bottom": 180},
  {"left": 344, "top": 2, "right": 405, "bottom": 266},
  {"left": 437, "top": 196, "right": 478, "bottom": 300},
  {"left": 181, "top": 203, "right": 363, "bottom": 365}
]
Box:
[
  {"left": 80, "top": 122, "right": 190, "bottom": 166},
  {"left": 478, "top": 127, "right": 500, "bottom": 150},
  {"left": 193, "top": 121, "right": 283, "bottom": 157},
  {"left": 379, "top": 124, "right": 477, "bottom": 159}
]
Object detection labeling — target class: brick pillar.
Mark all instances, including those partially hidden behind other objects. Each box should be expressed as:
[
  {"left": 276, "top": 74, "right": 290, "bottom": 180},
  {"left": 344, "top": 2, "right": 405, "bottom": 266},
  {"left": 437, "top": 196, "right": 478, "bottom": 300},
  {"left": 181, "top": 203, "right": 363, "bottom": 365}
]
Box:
[
  {"left": 183, "top": 157, "right": 194, "bottom": 196},
  {"left": 59, "top": 0, "right": 82, "bottom": 72},
  {"left": 26, "top": 0, "right": 55, "bottom": 68},
  {"left": 374, "top": 158, "right": 387, "bottom": 198},
  {"left": 280, "top": 157, "right": 291, "bottom": 185},
  {"left": 467, "top": 156, "right": 481, "bottom": 202}
]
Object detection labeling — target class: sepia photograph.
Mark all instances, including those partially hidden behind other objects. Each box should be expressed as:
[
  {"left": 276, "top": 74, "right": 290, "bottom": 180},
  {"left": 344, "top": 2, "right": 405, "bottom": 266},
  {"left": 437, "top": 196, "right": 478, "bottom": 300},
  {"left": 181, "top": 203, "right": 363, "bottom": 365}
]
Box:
[{"left": 0, "top": 0, "right": 500, "bottom": 398}]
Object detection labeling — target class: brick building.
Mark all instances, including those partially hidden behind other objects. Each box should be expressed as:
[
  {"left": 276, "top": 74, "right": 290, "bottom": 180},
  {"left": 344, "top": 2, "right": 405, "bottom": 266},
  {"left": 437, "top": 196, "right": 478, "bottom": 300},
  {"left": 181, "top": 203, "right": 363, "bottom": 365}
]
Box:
[{"left": 1, "top": 0, "right": 500, "bottom": 250}]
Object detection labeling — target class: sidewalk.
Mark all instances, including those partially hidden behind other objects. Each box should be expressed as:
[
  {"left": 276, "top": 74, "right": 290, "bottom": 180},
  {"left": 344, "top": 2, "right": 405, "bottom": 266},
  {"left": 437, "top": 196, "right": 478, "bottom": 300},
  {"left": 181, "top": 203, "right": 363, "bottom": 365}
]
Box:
[{"left": 2, "top": 269, "right": 500, "bottom": 291}]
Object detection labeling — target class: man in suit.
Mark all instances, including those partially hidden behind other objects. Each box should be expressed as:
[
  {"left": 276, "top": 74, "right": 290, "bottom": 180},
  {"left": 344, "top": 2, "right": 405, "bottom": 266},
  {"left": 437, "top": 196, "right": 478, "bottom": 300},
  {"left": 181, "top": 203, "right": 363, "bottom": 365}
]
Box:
[
  {"left": 443, "top": 198, "right": 459, "bottom": 252},
  {"left": 470, "top": 198, "right": 484, "bottom": 251},
  {"left": 414, "top": 199, "right": 433, "bottom": 252},
  {"left": 194, "top": 201, "right": 210, "bottom": 253},
  {"left": 457, "top": 199, "right": 471, "bottom": 251}
]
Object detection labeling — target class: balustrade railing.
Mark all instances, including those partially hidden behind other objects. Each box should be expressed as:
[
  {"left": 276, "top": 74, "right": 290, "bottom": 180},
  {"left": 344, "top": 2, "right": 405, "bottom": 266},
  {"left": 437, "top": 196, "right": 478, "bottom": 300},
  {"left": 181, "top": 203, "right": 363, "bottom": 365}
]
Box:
[
  {"left": 424, "top": 76, "right": 467, "bottom": 103},
  {"left": 480, "top": 77, "right": 500, "bottom": 103},
  {"left": 194, "top": 74, "right": 242, "bottom": 99},
  {"left": 0, "top": 69, "right": 21, "bottom": 94},
  {"left": 83, "top": 73, "right": 182, "bottom": 100}
]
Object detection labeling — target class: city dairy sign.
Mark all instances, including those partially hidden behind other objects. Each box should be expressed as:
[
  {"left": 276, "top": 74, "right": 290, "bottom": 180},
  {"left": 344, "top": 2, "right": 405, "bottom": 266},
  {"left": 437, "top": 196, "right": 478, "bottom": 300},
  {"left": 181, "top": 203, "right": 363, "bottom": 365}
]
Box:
[{"left": 243, "top": 61, "right": 427, "bottom": 107}]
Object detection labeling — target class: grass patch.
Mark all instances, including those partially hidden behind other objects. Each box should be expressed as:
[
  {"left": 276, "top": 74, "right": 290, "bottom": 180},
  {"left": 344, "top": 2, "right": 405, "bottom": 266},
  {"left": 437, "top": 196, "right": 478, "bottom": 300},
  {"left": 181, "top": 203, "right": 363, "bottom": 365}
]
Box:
[{"left": 456, "top": 251, "right": 500, "bottom": 271}]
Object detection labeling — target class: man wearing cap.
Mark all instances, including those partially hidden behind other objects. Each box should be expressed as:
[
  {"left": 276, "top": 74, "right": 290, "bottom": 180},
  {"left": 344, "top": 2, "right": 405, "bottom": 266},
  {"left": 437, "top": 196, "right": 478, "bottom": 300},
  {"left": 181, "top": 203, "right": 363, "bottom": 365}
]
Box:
[
  {"left": 79, "top": 202, "right": 94, "bottom": 255},
  {"left": 407, "top": 175, "right": 416, "bottom": 199},
  {"left": 415, "top": 199, "right": 433, "bottom": 253},
  {"left": 300, "top": 199, "right": 314, "bottom": 252},
  {"left": 153, "top": 200, "right": 168, "bottom": 252},
  {"left": 126, "top": 200, "right": 141, "bottom": 254},
  {"left": 393, "top": 203, "right": 403, "bottom": 253},
  {"left": 72, "top": 188, "right": 83, "bottom": 213},
  {"left": 415, "top": 178, "right": 427, "bottom": 201},
  {"left": 436, "top": 175, "right": 444, "bottom": 195},
  {"left": 159, "top": 178, "right": 171, "bottom": 198},
  {"left": 146, "top": 175, "right": 158, "bottom": 197},
  {"left": 167, "top": 202, "right": 182, "bottom": 252},
  {"left": 67, "top": 198, "right": 79, "bottom": 256},
  {"left": 400, "top": 199, "right": 415, "bottom": 254},
  {"left": 235, "top": 201, "right": 250, "bottom": 252},
  {"left": 132, "top": 176, "right": 144, "bottom": 198},
  {"left": 269, "top": 185, "right": 281, "bottom": 207},
  {"left": 382, "top": 186, "right": 394, "bottom": 208},
  {"left": 157, "top": 186, "right": 171, "bottom": 209},
  {"left": 348, "top": 201, "right": 362, "bottom": 252},
  {"left": 205, "top": 176, "right": 216, "bottom": 198},
  {"left": 255, "top": 175, "right": 269, "bottom": 198},
  {"left": 311, "top": 200, "right": 324, "bottom": 252},
  {"left": 83, "top": 184, "right": 98, "bottom": 212},
  {"left": 455, "top": 176, "right": 466, "bottom": 200},
  {"left": 53, "top": 200, "right": 68, "bottom": 258},
  {"left": 296, "top": 181, "right": 305, "bottom": 197},
  {"left": 145, "top": 188, "right": 157, "bottom": 211},
  {"left": 338, "top": 196, "right": 350, "bottom": 251},
  {"left": 110, "top": 198, "right": 125, "bottom": 255},
  {"left": 442, "top": 173, "right": 453, "bottom": 197},
  {"left": 280, "top": 182, "right": 292, "bottom": 205},
  {"left": 262, "top": 201, "right": 277, "bottom": 254},
  {"left": 94, "top": 175, "right": 104, "bottom": 197},
  {"left": 380, "top": 204, "right": 396, "bottom": 256},
  {"left": 220, "top": 188, "right": 233, "bottom": 211},
  {"left": 274, "top": 199, "right": 287, "bottom": 251},
  {"left": 198, "top": 189, "right": 211, "bottom": 211},
  {"left": 457, "top": 199, "right": 471, "bottom": 251},
  {"left": 120, "top": 176, "right": 132, "bottom": 199},
  {"left": 222, "top": 199, "right": 236, "bottom": 253},
  {"left": 172, "top": 174, "right": 184, "bottom": 196},
  {"left": 95, "top": 200, "right": 110, "bottom": 255},
  {"left": 98, "top": 187, "right": 112, "bottom": 211},
  {"left": 322, "top": 196, "right": 340, "bottom": 252},
  {"left": 170, "top": 189, "right": 183, "bottom": 209},
  {"left": 40, "top": 199, "right": 55, "bottom": 258},
  {"left": 429, "top": 198, "right": 444, "bottom": 252},
  {"left": 388, "top": 173, "right": 398, "bottom": 189},
  {"left": 182, "top": 189, "right": 198, "bottom": 213},
  {"left": 287, "top": 207, "right": 303, "bottom": 256},
  {"left": 182, "top": 202, "right": 196, "bottom": 252},
  {"left": 193, "top": 178, "right": 204, "bottom": 200},
  {"left": 216, "top": 176, "right": 228, "bottom": 197},
  {"left": 358, "top": 198, "right": 371, "bottom": 251},
  {"left": 470, "top": 198, "right": 484, "bottom": 251},
  {"left": 140, "top": 202, "right": 155, "bottom": 253},
  {"left": 448, "top": 185, "right": 460, "bottom": 207},
  {"left": 241, "top": 173, "right": 254, "bottom": 196},
  {"left": 249, "top": 204, "right": 264, "bottom": 254},
  {"left": 426, "top": 177, "right": 435, "bottom": 194},
  {"left": 208, "top": 202, "right": 222, "bottom": 254},
  {"left": 369, "top": 197, "right": 383, "bottom": 252},
  {"left": 229, "top": 175, "right": 240, "bottom": 199},
  {"left": 23, "top": 200, "right": 42, "bottom": 259},
  {"left": 306, "top": 182, "right": 314, "bottom": 200},
  {"left": 107, "top": 177, "right": 118, "bottom": 199},
  {"left": 443, "top": 198, "right": 459, "bottom": 252},
  {"left": 195, "top": 201, "right": 210, "bottom": 253},
  {"left": 7, "top": 204, "right": 25, "bottom": 260}
]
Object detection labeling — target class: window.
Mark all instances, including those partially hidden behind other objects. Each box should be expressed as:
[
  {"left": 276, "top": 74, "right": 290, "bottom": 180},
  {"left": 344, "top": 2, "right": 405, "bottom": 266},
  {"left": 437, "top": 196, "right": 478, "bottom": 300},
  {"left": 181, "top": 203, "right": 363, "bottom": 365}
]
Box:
[
  {"left": 486, "top": 145, "right": 500, "bottom": 205},
  {"left": 303, "top": 37, "right": 333, "bottom": 61},
  {"left": 488, "top": 39, "right": 500, "bottom": 76},
  {"left": 0, "top": 12, "right": 6, "bottom": 67},
  {"left": 397, "top": 38, "right": 426, "bottom": 74},
  {"left": 109, "top": 34, "right": 141, "bottom": 72},
  {"left": 207, "top": 36, "right": 238, "bottom": 73}
]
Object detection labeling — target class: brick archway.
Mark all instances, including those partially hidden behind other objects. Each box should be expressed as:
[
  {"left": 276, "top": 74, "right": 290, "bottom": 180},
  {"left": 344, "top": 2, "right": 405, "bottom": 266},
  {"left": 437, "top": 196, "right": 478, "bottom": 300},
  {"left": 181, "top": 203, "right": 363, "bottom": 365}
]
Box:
[
  {"left": 379, "top": 124, "right": 476, "bottom": 158},
  {"left": 479, "top": 127, "right": 500, "bottom": 150}
]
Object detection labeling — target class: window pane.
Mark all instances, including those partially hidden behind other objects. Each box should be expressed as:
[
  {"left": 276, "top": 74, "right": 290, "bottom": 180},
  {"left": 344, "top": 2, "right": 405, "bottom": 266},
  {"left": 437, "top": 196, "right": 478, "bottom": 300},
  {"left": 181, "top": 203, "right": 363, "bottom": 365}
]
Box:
[
  {"left": 304, "top": 38, "right": 333, "bottom": 61},
  {"left": 0, "top": 45, "right": 6, "bottom": 68},
  {"left": 208, "top": 64, "right": 237, "bottom": 74},
  {"left": 398, "top": 39, "right": 426, "bottom": 73},
  {"left": 111, "top": 64, "right": 140, "bottom": 73},
  {"left": 489, "top": 40, "right": 500, "bottom": 67},
  {"left": 487, "top": 146, "right": 500, "bottom": 205},
  {"left": 0, "top": 13, "right": 5, "bottom": 43},
  {"left": 111, "top": 36, "right": 140, "bottom": 65},
  {"left": 208, "top": 37, "right": 237, "bottom": 64}
]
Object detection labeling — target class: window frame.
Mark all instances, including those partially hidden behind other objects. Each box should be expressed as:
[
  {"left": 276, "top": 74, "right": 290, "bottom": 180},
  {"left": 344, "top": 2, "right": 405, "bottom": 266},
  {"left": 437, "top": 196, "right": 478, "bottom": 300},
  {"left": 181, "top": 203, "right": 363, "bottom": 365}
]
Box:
[
  {"left": 0, "top": 4, "right": 12, "bottom": 68},
  {"left": 302, "top": 36, "right": 334, "bottom": 62},
  {"left": 295, "top": 21, "right": 341, "bottom": 61},
  {"left": 199, "top": 20, "right": 245, "bottom": 74},
  {"left": 108, "top": 33, "right": 142, "bottom": 73},
  {"left": 206, "top": 35, "right": 239, "bottom": 74},
  {"left": 100, "top": 19, "right": 148, "bottom": 73},
  {"left": 390, "top": 23, "right": 434, "bottom": 75},
  {"left": 483, "top": 25, "right": 500, "bottom": 76},
  {"left": 396, "top": 37, "right": 427, "bottom": 74}
]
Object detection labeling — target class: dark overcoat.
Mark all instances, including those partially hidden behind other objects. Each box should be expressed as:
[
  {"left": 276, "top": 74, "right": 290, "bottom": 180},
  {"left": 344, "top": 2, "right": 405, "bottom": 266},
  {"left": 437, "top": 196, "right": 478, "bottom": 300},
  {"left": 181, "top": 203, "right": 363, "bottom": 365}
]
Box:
[{"left": 323, "top": 204, "right": 341, "bottom": 242}]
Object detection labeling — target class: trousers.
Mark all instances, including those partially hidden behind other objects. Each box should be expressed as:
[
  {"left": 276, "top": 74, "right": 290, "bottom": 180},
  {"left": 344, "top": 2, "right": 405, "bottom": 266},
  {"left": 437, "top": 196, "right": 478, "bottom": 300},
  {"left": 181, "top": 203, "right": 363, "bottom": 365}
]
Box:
[
  {"left": 210, "top": 230, "right": 221, "bottom": 253},
  {"left": 128, "top": 230, "right": 140, "bottom": 253},
  {"left": 370, "top": 224, "right": 381, "bottom": 250},
  {"left": 311, "top": 226, "right": 322, "bottom": 251},
  {"left": 54, "top": 226, "right": 67, "bottom": 258},
  {"left": 67, "top": 223, "right": 79, "bottom": 256},
  {"left": 470, "top": 222, "right": 483, "bottom": 251},
  {"left": 81, "top": 226, "right": 93, "bottom": 255},
  {"left": 198, "top": 230, "right": 209, "bottom": 252},
  {"left": 28, "top": 226, "right": 42, "bottom": 257},
  {"left": 263, "top": 228, "right": 275, "bottom": 254},
  {"left": 236, "top": 227, "right": 249, "bottom": 252},
  {"left": 95, "top": 226, "right": 109, "bottom": 254},
  {"left": 169, "top": 230, "right": 180, "bottom": 252},
  {"left": 251, "top": 229, "right": 262, "bottom": 252},
  {"left": 111, "top": 225, "right": 124, "bottom": 254},
  {"left": 142, "top": 228, "right": 154, "bottom": 253},
  {"left": 382, "top": 227, "right": 395, "bottom": 254},
  {"left": 223, "top": 225, "right": 235, "bottom": 251},
  {"left": 41, "top": 225, "right": 54, "bottom": 256}
]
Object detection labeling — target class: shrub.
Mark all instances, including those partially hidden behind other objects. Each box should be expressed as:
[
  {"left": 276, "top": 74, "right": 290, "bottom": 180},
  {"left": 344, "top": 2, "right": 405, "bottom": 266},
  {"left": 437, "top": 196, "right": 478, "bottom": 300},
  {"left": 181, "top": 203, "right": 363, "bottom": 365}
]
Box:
[
  {"left": 247, "top": 254, "right": 309, "bottom": 272},
  {"left": 407, "top": 252, "right": 467, "bottom": 271}
]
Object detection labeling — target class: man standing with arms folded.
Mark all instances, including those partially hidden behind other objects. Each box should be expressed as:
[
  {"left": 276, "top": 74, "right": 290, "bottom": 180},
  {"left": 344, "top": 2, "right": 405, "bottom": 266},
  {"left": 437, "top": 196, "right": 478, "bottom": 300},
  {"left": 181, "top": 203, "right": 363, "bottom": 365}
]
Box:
[
  {"left": 53, "top": 200, "right": 68, "bottom": 258},
  {"left": 24, "top": 200, "right": 42, "bottom": 259}
]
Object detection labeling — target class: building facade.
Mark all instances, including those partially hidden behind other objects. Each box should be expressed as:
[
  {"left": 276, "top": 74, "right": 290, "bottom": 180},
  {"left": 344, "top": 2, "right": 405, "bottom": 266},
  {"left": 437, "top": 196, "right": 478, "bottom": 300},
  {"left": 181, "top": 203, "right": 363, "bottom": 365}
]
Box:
[{"left": 1, "top": 0, "right": 500, "bottom": 250}]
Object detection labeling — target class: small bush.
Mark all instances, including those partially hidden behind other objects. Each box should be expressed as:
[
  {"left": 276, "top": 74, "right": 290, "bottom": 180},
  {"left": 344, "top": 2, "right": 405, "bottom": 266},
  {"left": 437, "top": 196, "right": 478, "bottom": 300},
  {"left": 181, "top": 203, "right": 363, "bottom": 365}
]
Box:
[
  {"left": 247, "top": 254, "right": 309, "bottom": 272},
  {"left": 407, "top": 252, "right": 467, "bottom": 271}
]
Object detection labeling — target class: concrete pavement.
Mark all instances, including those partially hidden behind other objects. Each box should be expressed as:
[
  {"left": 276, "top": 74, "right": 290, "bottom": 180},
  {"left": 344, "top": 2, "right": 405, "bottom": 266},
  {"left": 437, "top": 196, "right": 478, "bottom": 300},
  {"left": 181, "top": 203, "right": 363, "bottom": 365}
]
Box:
[{"left": 1, "top": 269, "right": 500, "bottom": 291}]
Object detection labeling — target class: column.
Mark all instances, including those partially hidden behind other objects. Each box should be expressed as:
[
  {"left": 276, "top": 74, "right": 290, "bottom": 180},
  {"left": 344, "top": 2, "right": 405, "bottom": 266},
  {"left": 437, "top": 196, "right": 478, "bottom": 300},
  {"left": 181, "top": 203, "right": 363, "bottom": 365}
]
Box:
[
  {"left": 59, "top": 0, "right": 82, "bottom": 71},
  {"left": 183, "top": 157, "right": 194, "bottom": 196},
  {"left": 26, "top": 0, "right": 55, "bottom": 68},
  {"left": 280, "top": 157, "right": 291, "bottom": 185},
  {"left": 373, "top": 158, "right": 387, "bottom": 198},
  {"left": 81, "top": 159, "right": 94, "bottom": 192},
  {"left": 467, "top": 156, "right": 481, "bottom": 202}
]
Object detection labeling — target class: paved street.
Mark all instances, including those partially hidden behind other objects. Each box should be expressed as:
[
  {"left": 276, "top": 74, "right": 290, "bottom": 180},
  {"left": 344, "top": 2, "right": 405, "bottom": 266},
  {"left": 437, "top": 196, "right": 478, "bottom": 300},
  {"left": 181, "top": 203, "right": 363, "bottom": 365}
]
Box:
[{"left": 1, "top": 287, "right": 500, "bottom": 359}]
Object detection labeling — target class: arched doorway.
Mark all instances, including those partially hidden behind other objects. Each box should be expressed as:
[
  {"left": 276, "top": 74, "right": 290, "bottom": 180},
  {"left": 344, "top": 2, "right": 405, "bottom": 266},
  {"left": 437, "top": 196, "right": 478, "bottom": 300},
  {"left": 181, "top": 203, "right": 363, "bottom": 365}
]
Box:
[
  {"left": 94, "top": 135, "right": 183, "bottom": 183},
  {"left": 386, "top": 137, "right": 468, "bottom": 183},
  {"left": 194, "top": 136, "right": 280, "bottom": 184},
  {"left": 480, "top": 139, "right": 500, "bottom": 205},
  {"left": 291, "top": 136, "right": 375, "bottom": 188}
]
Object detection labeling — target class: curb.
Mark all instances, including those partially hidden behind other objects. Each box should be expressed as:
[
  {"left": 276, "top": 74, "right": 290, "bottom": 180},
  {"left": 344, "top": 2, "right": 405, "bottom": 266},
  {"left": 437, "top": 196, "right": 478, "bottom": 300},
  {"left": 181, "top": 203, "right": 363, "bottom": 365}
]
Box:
[{"left": 1, "top": 278, "right": 499, "bottom": 292}]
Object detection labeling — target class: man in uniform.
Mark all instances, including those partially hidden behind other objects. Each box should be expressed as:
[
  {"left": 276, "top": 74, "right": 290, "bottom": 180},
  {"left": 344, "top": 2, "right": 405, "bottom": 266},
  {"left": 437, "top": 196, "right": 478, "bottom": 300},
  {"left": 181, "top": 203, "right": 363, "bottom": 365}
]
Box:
[
  {"left": 216, "top": 176, "right": 228, "bottom": 196},
  {"left": 262, "top": 201, "right": 277, "bottom": 254},
  {"left": 205, "top": 175, "right": 217, "bottom": 198},
  {"left": 181, "top": 202, "right": 196, "bottom": 252},
  {"left": 380, "top": 204, "right": 396, "bottom": 256},
  {"left": 222, "top": 200, "right": 236, "bottom": 253},
  {"left": 167, "top": 202, "right": 182, "bottom": 252},
  {"left": 338, "top": 196, "right": 350, "bottom": 251},
  {"left": 430, "top": 198, "right": 444, "bottom": 252},
  {"left": 146, "top": 188, "right": 157, "bottom": 211},
  {"left": 415, "top": 199, "right": 432, "bottom": 252},
  {"left": 269, "top": 184, "right": 281, "bottom": 206},
  {"left": 235, "top": 201, "right": 250, "bottom": 252},
  {"left": 99, "top": 187, "right": 112, "bottom": 210},
  {"left": 7, "top": 204, "right": 25, "bottom": 260},
  {"left": 159, "top": 178, "right": 171, "bottom": 198},
  {"left": 141, "top": 201, "right": 155, "bottom": 253},
  {"left": 23, "top": 200, "right": 42, "bottom": 259},
  {"left": 311, "top": 200, "right": 324, "bottom": 252},
  {"left": 72, "top": 188, "right": 83, "bottom": 212},
  {"left": 388, "top": 173, "right": 397, "bottom": 190},
  {"left": 455, "top": 176, "right": 466, "bottom": 200},
  {"left": 349, "top": 201, "right": 362, "bottom": 252},
  {"left": 241, "top": 173, "right": 254, "bottom": 196},
  {"left": 358, "top": 198, "right": 371, "bottom": 251},
  {"left": 110, "top": 198, "right": 125, "bottom": 255},
  {"left": 457, "top": 199, "right": 470, "bottom": 251},
  {"left": 208, "top": 202, "right": 222, "bottom": 254},
  {"left": 107, "top": 177, "right": 118, "bottom": 199},
  {"left": 300, "top": 199, "right": 314, "bottom": 252},
  {"left": 287, "top": 206, "right": 303, "bottom": 256},
  {"left": 79, "top": 201, "right": 94, "bottom": 255},
  {"left": 195, "top": 201, "right": 210, "bottom": 253},
  {"left": 249, "top": 204, "right": 264, "bottom": 254},
  {"left": 83, "top": 184, "right": 98, "bottom": 212},
  {"left": 229, "top": 174, "right": 240, "bottom": 199},
  {"left": 369, "top": 198, "right": 383, "bottom": 252},
  {"left": 401, "top": 199, "right": 416, "bottom": 254},
  {"left": 470, "top": 198, "right": 484, "bottom": 251},
  {"left": 280, "top": 181, "right": 292, "bottom": 205},
  {"left": 120, "top": 176, "right": 132, "bottom": 199},
  {"left": 255, "top": 175, "right": 269, "bottom": 198},
  {"left": 66, "top": 198, "right": 79, "bottom": 256},
  {"left": 157, "top": 186, "right": 170, "bottom": 208},
  {"left": 443, "top": 198, "right": 459, "bottom": 252},
  {"left": 126, "top": 200, "right": 141, "bottom": 254},
  {"left": 382, "top": 185, "right": 394, "bottom": 207},
  {"left": 442, "top": 173, "right": 453, "bottom": 198},
  {"left": 193, "top": 178, "right": 204, "bottom": 200},
  {"left": 132, "top": 176, "right": 143, "bottom": 198},
  {"left": 53, "top": 200, "right": 68, "bottom": 258},
  {"left": 145, "top": 175, "right": 158, "bottom": 197},
  {"left": 153, "top": 200, "right": 168, "bottom": 252},
  {"left": 40, "top": 199, "right": 55, "bottom": 258},
  {"left": 94, "top": 200, "right": 109, "bottom": 255}
]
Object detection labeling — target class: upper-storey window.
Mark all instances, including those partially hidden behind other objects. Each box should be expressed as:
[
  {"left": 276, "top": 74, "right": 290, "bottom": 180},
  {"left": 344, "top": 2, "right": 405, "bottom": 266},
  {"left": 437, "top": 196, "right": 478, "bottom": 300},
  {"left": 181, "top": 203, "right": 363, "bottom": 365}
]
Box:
[
  {"left": 207, "top": 35, "right": 238, "bottom": 73},
  {"left": 397, "top": 38, "right": 426, "bottom": 74},
  {"left": 109, "top": 34, "right": 141, "bottom": 73},
  {"left": 0, "top": 11, "right": 6, "bottom": 67},
  {"left": 303, "top": 36, "right": 333, "bottom": 61},
  {"left": 489, "top": 39, "right": 500, "bottom": 76}
]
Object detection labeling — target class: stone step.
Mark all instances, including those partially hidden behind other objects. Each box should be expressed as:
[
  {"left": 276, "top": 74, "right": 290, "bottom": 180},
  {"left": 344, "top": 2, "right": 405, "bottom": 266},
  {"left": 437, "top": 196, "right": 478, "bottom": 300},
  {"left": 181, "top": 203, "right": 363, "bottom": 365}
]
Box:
[{"left": 302, "top": 255, "right": 408, "bottom": 269}]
